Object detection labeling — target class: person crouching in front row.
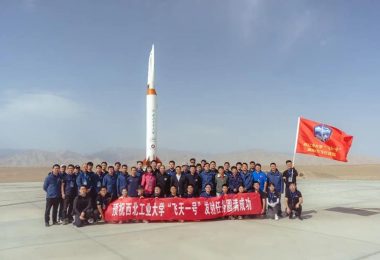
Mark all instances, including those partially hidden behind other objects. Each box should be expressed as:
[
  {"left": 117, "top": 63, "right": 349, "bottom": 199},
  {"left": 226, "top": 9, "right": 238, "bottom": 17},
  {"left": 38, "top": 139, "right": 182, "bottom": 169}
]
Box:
[
  {"left": 266, "top": 183, "right": 281, "bottom": 220},
  {"left": 285, "top": 182, "right": 303, "bottom": 220},
  {"left": 73, "top": 186, "right": 96, "bottom": 227},
  {"left": 95, "top": 186, "right": 111, "bottom": 222}
]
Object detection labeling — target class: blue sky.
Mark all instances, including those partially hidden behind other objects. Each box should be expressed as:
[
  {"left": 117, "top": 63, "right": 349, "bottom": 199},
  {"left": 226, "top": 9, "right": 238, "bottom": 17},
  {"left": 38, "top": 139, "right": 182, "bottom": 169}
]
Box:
[{"left": 0, "top": 0, "right": 379, "bottom": 156}]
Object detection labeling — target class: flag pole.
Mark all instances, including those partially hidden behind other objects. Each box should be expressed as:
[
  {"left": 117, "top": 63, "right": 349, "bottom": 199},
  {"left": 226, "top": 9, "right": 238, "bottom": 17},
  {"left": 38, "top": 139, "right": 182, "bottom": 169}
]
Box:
[{"left": 292, "top": 117, "right": 301, "bottom": 169}]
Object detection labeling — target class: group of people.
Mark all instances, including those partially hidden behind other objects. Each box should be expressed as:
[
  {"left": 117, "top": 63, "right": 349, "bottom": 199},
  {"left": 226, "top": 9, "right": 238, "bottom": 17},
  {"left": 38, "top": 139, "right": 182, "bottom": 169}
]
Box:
[{"left": 43, "top": 158, "right": 304, "bottom": 227}]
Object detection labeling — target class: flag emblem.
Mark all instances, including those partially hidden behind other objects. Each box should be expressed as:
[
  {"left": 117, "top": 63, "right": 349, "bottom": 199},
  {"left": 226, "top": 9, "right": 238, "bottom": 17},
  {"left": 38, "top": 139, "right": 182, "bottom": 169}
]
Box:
[{"left": 314, "top": 125, "right": 332, "bottom": 142}]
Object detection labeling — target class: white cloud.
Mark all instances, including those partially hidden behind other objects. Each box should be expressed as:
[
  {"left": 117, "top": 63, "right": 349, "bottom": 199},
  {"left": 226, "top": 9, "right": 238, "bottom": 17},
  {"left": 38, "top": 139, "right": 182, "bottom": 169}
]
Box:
[{"left": 0, "top": 93, "right": 86, "bottom": 120}]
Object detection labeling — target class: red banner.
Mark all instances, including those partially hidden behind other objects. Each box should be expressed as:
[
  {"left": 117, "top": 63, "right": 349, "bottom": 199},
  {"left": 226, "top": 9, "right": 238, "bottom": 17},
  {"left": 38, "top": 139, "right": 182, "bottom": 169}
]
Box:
[
  {"left": 104, "top": 193, "right": 262, "bottom": 222},
  {"left": 296, "top": 117, "right": 353, "bottom": 162}
]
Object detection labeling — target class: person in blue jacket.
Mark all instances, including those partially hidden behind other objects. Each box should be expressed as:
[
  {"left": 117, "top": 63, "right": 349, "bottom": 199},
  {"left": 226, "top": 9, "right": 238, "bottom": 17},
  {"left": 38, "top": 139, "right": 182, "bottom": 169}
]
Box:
[
  {"left": 267, "top": 162, "right": 284, "bottom": 216},
  {"left": 103, "top": 166, "right": 118, "bottom": 201},
  {"left": 166, "top": 160, "right": 176, "bottom": 177},
  {"left": 228, "top": 166, "right": 243, "bottom": 193},
  {"left": 252, "top": 163, "right": 268, "bottom": 192},
  {"left": 127, "top": 167, "right": 140, "bottom": 197},
  {"left": 240, "top": 163, "right": 253, "bottom": 192},
  {"left": 93, "top": 164, "right": 105, "bottom": 194},
  {"left": 200, "top": 163, "right": 216, "bottom": 193},
  {"left": 43, "top": 164, "right": 62, "bottom": 227},
  {"left": 200, "top": 184, "right": 213, "bottom": 198},
  {"left": 61, "top": 164, "right": 77, "bottom": 224},
  {"left": 116, "top": 164, "right": 129, "bottom": 197}
]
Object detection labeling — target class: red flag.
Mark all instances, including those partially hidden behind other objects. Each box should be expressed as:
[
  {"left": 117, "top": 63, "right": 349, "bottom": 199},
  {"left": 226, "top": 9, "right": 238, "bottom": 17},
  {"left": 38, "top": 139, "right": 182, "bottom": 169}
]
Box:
[{"left": 295, "top": 117, "right": 353, "bottom": 162}]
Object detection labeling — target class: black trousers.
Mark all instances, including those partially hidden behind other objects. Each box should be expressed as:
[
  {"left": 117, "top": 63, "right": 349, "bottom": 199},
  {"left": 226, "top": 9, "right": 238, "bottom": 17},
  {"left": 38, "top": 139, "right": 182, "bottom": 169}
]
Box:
[
  {"left": 73, "top": 209, "right": 95, "bottom": 228},
  {"left": 63, "top": 195, "right": 75, "bottom": 220},
  {"left": 289, "top": 204, "right": 302, "bottom": 216},
  {"left": 45, "top": 198, "right": 59, "bottom": 224},
  {"left": 57, "top": 197, "right": 64, "bottom": 221}
]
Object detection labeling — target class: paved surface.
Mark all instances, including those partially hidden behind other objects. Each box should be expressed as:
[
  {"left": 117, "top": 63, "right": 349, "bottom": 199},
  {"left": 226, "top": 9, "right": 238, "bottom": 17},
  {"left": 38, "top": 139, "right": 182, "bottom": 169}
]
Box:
[{"left": 0, "top": 180, "right": 380, "bottom": 260}]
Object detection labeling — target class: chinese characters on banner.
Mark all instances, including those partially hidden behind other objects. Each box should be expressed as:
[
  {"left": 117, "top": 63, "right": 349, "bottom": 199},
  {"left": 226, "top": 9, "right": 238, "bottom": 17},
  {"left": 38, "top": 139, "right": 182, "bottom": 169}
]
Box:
[
  {"left": 296, "top": 117, "right": 353, "bottom": 162},
  {"left": 104, "top": 193, "right": 262, "bottom": 222}
]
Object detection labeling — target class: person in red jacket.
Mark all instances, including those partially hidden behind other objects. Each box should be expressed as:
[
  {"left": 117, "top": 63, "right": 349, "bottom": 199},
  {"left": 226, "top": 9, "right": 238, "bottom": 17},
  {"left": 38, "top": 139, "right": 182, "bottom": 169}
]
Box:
[{"left": 141, "top": 166, "right": 156, "bottom": 197}]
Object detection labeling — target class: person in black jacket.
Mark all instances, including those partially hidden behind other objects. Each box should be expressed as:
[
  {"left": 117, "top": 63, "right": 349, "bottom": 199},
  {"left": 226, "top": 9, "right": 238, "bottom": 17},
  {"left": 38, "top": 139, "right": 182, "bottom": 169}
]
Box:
[
  {"left": 170, "top": 166, "right": 187, "bottom": 197},
  {"left": 185, "top": 165, "right": 201, "bottom": 197},
  {"left": 73, "top": 186, "right": 94, "bottom": 227},
  {"left": 155, "top": 165, "right": 171, "bottom": 197}
]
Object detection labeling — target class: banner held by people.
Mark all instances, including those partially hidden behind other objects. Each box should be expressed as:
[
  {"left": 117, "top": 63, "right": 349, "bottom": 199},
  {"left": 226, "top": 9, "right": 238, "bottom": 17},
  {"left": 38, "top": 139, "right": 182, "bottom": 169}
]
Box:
[
  {"left": 105, "top": 193, "right": 262, "bottom": 222},
  {"left": 294, "top": 117, "right": 353, "bottom": 162}
]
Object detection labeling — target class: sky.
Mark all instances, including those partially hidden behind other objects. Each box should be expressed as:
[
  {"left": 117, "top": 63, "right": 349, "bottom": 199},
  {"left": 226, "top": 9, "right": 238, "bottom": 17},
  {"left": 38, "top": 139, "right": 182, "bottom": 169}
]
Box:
[{"left": 0, "top": 0, "right": 379, "bottom": 157}]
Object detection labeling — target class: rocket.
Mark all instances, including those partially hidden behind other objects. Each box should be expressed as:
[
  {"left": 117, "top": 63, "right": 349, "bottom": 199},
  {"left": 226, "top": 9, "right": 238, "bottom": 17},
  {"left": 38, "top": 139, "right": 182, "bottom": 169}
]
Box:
[{"left": 144, "top": 45, "right": 161, "bottom": 165}]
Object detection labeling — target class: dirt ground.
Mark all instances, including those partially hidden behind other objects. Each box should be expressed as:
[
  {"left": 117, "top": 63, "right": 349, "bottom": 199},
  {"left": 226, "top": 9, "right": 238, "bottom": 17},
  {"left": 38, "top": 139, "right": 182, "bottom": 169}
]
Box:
[{"left": 0, "top": 164, "right": 379, "bottom": 183}]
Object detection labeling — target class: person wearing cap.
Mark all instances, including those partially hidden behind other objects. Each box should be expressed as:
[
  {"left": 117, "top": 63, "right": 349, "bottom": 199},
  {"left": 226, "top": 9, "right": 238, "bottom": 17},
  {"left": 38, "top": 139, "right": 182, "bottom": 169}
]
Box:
[
  {"left": 285, "top": 183, "right": 303, "bottom": 220},
  {"left": 252, "top": 163, "right": 268, "bottom": 192},
  {"left": 73, "top": 186, "right": 95, "bottom": 227},
  {"left": 102, "top": 166, "right": 118, "bottom": 201},
  {"left": 116, "top": 164, "right": 129, "bottom": 197},
  {"left": 127, "top": 167, "right": 140, "bottom": 197},
  {"left": 43, "top": 164, "right": 62, "bottom": 227},
  {"left": 185, "top": 165, "right": 201, "bottom": 197},
  {"left": 61, "top": 164, "right": 77, "bottom": 224}
]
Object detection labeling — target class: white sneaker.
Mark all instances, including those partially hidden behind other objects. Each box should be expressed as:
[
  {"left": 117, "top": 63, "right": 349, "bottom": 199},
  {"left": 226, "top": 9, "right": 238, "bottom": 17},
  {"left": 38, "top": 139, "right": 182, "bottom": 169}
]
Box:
[{"left": 275, "top": 215, "right": 279, "bottom": 221}]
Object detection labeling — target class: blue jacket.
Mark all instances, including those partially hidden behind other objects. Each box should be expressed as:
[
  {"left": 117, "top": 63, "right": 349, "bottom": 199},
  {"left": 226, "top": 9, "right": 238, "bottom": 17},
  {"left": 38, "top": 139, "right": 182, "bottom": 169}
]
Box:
[
  {"left": 62, "top": 173, "right": 77, "bottom": 196},
  {"left": 252, "top": 171, "right": 267, "bottom": 192},
  {"left": 200, "top": 170, "right": 216, "bottom": 191},
  {"left": 43, "top": 173, "right": 61, "bottom": 198},
  {"left": 166, "top": 168, "right": 176, "bottom": 177},
  {"left": 76, "top": 171, "right": 94, "bottom": 190},
  {"left": 267, "top": 170, "right": 284, "bottom": 193},
  {"left": 92, "top": 173, "right": 104, "bottom": 193},
  {"left": 200, "top": 192, "right": 213, "bottom": 198},
  {"left": 228, "top": 173, "right": 243, "bottom": 193},
  {"left": 116, "top": 173, "right": 128, "bottom": 197},
  {"left": 102, "top": 173, "right": 117, "bottom": 197},
  {"left": 127, "top": 175, "right": 140, "bottom": 197},
  {"left": 240, "top": 171, "right": 253, "bottom": 192}
]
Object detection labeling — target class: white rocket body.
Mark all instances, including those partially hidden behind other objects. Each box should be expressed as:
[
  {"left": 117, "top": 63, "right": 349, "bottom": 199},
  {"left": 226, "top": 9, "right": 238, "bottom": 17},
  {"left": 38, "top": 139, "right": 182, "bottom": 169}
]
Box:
[{"left": 145, "top": 45, "right": 159, "bottom": 163}]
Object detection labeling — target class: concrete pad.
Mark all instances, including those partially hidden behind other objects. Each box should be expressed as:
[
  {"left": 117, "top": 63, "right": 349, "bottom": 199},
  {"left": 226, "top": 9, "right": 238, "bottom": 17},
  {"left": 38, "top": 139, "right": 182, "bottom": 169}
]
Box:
[{"left": 0, "top": 180, "right": 380, "bottom": 260}]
